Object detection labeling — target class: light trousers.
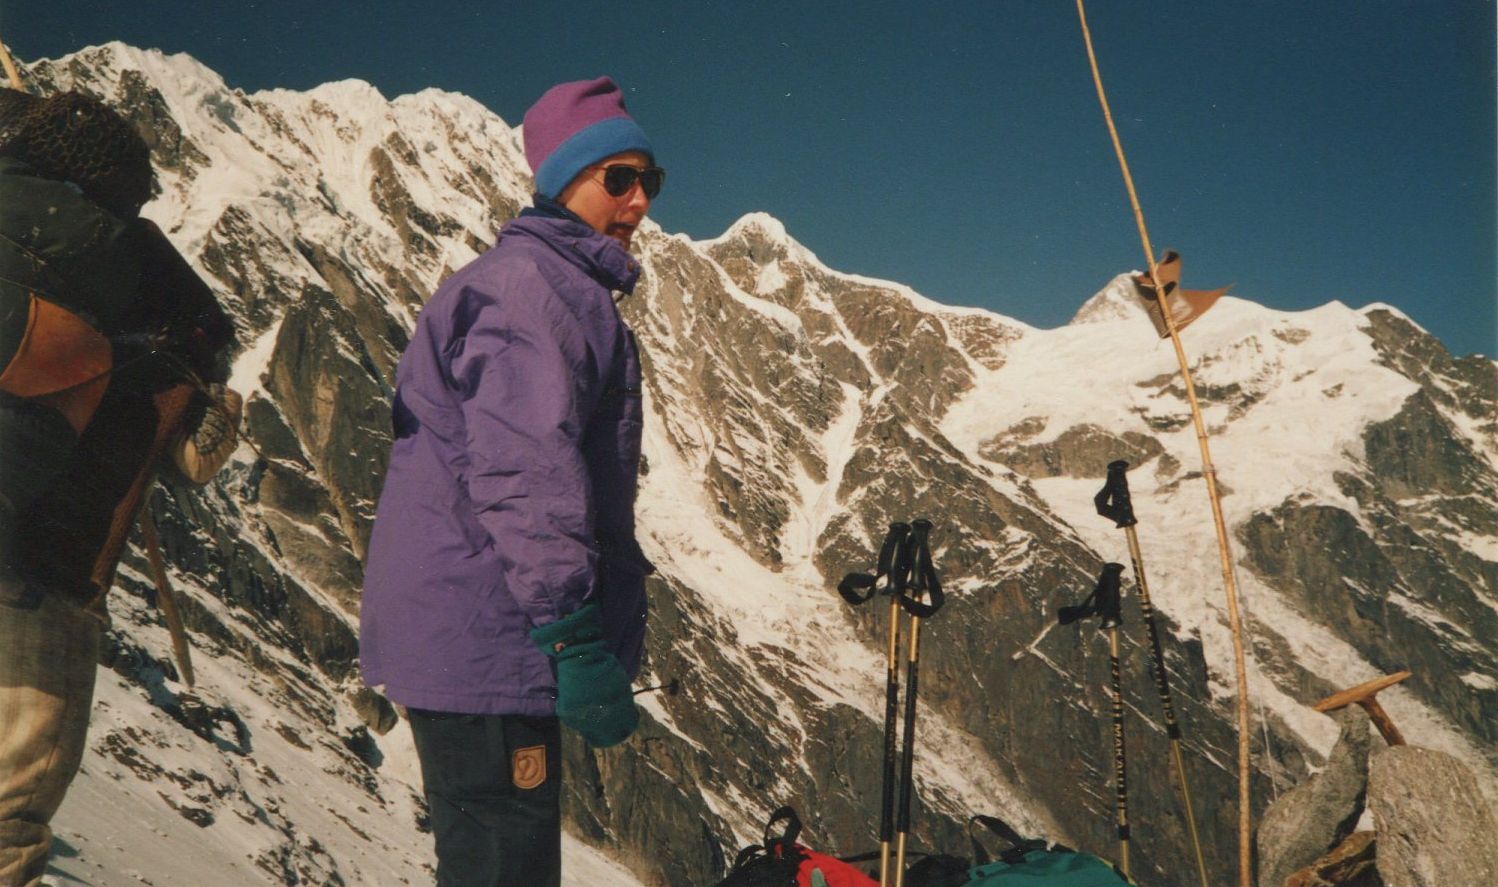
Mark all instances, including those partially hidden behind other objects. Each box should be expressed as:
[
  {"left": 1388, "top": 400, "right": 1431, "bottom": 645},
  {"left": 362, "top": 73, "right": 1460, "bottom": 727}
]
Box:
[{"left": 0, "top": 586, "right": 103, "bottom": 887}]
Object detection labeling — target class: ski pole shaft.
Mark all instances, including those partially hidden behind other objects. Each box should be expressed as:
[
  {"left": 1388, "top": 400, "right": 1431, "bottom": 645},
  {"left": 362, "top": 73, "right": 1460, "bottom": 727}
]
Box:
[
  {"left": 880, "top": 589, "right": 901, "bottom": 887},
  {"left": 893, "top": 519, "right": 935, "bottom": 887},
  {"left": 879, "top": 524, "right": 914, "bottom": 887},
  {"left": 1124, "top": 524, "right": 1210, "bottom": 887},
  {"left": 894, "top": 608, "right": 922, "bottom": 887},
  {"left": 1109, "top": 626, "right": 1129, "bottom": 878},
  {"left": 1063, "top": 565, "right": 1128, "bottom": 876},
  {"left": 1124, "top": 528, "right": 1179, "bottom": 735}
]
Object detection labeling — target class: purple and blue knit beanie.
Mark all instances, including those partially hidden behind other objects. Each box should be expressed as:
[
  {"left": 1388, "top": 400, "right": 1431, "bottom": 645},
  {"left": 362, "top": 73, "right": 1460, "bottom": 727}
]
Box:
[{"left": 523, "top": 77, "right": 654, "bottom": 199}]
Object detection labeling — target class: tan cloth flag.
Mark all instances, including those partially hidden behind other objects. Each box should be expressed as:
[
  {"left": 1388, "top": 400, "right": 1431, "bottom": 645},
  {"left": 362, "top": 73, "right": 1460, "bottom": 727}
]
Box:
[{"left": 1131, "top": 251, "right": 1230, "bottom": 338}]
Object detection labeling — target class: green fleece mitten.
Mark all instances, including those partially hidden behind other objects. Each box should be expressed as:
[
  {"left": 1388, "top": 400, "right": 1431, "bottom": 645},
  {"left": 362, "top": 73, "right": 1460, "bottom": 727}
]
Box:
[{"left": 530, "top": 603, "right": 639, "bottom": 747}]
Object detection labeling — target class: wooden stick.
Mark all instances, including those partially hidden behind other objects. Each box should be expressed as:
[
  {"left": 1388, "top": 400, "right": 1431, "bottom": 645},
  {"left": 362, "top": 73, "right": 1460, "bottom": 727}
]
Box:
[
  {"left": 1357, "top": 699, "right": 1405, "bottom": 747},
  {"left": 1314, "top": 671, "right": 1412, "bottom": 746},
  {"left": 141, "top": 503, "right": 196, "bottom": 688},
  {"left": 1312, "top": 671, "right": 1412, "bottom": 712},
  {"left": 1075, "top": 3, "right": 1255, "bottom": 884},
  {"left": 0, "top": 33, "right": 27, "bottom": 92}
]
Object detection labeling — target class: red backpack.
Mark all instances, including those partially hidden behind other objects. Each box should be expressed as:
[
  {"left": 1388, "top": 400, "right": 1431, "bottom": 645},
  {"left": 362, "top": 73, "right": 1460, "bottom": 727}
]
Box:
[{"left": 715, "top": 807, "right": 878, "bottom": 887}]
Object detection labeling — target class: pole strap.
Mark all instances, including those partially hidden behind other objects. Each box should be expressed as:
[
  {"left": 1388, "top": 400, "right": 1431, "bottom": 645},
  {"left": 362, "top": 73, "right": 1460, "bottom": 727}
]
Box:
[
  {"left": 967, "top": 815, "right": 1047, "bottom": 866},
  {"left": 838, "top": 522, "right": 910, "bottom": 605},
  {"left": 1058, "top": 563, "right": 1125, "bottom": 628}
]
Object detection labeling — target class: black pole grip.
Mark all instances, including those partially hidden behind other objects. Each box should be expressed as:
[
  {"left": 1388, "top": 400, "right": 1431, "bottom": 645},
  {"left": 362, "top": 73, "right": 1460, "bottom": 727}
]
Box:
[
  {"left": 889, "top": 523, "right": 917, "bottom": 598},
  {"left": 898, "top": 518, "right": 944, "bottom": 618},
  {"left": 877, "top": 522, "right": 908, "bottom": 582},
  {"left": 1094, "top": 459, "right": 1138, "bottom": 528}
]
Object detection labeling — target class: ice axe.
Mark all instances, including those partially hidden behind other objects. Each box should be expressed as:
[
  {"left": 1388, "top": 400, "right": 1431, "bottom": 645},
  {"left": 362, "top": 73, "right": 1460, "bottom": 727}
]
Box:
[{"left": 1313, "top": 670, "right": 1413, "bottom": 746}]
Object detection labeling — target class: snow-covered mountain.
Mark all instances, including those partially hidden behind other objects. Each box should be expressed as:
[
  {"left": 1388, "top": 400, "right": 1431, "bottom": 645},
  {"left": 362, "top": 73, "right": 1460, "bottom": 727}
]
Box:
[{"left": 20, "top": 44, "right": 1497, "bottom": 887}]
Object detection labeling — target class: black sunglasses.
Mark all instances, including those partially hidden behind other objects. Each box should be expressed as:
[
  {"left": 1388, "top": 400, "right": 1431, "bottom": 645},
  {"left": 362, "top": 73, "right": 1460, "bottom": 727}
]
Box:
[{"left": 596, "top": 164, "right": 665, "bottom": 199}]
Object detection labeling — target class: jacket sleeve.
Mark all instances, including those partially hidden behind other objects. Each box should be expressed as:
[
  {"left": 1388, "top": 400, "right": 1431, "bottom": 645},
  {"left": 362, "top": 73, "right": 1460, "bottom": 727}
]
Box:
[{"left": 448, "top": 284, "right": 596, "bottom": 627}]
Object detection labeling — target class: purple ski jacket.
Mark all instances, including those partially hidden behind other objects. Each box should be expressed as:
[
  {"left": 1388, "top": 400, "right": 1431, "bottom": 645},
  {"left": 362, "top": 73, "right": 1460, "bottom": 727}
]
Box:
[{"left": 360, "top": 212, "right": 651, "bottom": 716}]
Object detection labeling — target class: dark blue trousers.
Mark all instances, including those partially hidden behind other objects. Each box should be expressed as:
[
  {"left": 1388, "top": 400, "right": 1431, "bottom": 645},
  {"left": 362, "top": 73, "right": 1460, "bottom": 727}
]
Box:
[{"left": 408, "top": 710, "right": 563, "bottom": 887}]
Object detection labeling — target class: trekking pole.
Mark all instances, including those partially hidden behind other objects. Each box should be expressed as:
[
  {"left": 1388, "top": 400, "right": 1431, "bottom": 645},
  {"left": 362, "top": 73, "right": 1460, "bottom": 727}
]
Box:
[
  {"left": 838, "top": 522, "right": 912, "bottom": 887},
  {"left": 1096, "top": 460, "right": 1211, "bottom": 887},
  {"left": 1059, "top": 563, "right": 1130, "bottom": 878},
  {"left": 893, "top": 519, "right": 944, "bottom": 887},
  {"left": 632, "top": 677, "right": 681, "bottom": 697}
]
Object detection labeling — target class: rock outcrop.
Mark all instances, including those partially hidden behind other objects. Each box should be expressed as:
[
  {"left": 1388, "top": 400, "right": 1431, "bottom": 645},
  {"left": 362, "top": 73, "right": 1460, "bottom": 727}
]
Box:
[{"left": 1368, "top": 746, "right": 1498, "bottom": 887}]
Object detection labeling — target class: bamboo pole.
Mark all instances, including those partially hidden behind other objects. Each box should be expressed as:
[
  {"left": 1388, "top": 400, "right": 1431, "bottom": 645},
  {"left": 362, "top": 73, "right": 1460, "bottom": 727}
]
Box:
[
  {"left": 0, "top": 33, "right": 26, "bottom": 91},
  {"left": 1074, "top": 3, "right": 1256, "bottom": 885}
]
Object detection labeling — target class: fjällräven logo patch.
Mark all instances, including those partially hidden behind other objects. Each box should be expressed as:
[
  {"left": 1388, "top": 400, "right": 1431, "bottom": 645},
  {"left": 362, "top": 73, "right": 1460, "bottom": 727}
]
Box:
[{"left": 512, "top": 745, "right": 546, "bottom": 790}]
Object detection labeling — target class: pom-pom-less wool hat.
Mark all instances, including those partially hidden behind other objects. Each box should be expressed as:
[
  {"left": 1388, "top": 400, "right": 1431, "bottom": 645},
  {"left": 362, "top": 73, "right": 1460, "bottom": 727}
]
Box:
[{"left": 522, "top": 77, "right": 653, "bottom": 200}]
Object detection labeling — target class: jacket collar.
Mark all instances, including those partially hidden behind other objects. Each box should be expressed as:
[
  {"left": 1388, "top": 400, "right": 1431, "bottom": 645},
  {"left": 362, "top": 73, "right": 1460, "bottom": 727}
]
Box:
[{"left": 503, "top": 208, "right": 642, "bottom": 294}]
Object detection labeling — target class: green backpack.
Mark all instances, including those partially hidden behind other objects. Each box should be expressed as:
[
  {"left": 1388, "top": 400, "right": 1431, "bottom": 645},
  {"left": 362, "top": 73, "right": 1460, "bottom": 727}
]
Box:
[{"left": 953, "top": 816, "right": 1132, "bottom": 887}]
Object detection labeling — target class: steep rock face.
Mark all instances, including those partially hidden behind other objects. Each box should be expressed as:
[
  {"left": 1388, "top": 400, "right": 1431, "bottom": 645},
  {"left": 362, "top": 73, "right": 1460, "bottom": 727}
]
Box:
[
  {"left": 1235, "top": 310, "right": 1498, "bottom": 748},
  {"left": 23, "top": 44, "right": 1498, "bottom": 887},
  {"left": 979, "top": 421, "right": 1165, "bottom": 479}
]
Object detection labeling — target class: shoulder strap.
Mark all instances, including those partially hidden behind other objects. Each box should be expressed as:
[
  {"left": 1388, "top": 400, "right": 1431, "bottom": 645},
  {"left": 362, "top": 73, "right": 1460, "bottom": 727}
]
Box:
[
  {"left": 764, "top": 805, "right": 803, "bottom": 850},
  {"left": 728, "top": 843, "right": 767, "bottom": 872},
  {"left": 967, "top": 815, "right": 1047, "bottom": 866}
]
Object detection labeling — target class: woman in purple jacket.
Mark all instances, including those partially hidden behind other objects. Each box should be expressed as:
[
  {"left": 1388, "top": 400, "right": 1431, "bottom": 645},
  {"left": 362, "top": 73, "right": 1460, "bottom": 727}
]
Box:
[{"left": 360, "top": 77, "right": 663, "bottom": 887}]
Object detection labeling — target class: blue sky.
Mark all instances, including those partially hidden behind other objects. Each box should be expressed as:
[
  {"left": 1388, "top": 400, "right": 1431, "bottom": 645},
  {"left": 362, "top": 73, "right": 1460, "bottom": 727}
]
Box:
[{"left": 11, "top": 1, "right": 1496, "bottom": 357}]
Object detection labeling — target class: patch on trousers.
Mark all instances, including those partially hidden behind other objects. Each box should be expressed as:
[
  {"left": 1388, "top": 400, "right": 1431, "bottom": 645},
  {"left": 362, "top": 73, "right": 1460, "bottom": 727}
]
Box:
[{"left": 512, "top": 745, "right": 547, "bottom": 790}]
